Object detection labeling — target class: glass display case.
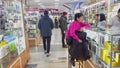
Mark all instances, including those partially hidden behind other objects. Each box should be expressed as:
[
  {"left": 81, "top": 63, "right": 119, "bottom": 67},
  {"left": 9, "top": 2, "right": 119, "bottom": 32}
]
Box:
[
  {"left": 85, "top": 28, "right": 120, "bottom": 68},
  {"left": 25, "top": 11, "right": 39, "bottom": 38},
  {"left": 0, "top": 0, "right": 26, "bottom": 68}
]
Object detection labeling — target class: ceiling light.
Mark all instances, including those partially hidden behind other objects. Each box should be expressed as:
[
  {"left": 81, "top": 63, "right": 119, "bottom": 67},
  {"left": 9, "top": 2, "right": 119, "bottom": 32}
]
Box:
[
  {"left": 55, "top": 0, "right": 59, "bottom": 1},
  {"left": 74, "top": 0, "right": 78, "bottom": 1},
  {"left": 38, "top": 3, "right": 42, "bottom": 5}
]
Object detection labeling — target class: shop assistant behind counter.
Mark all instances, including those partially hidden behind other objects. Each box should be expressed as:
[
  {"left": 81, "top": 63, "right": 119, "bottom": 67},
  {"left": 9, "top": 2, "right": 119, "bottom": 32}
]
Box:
[{"left": 107, "top": 8, "right": 120, "bottom": 30}]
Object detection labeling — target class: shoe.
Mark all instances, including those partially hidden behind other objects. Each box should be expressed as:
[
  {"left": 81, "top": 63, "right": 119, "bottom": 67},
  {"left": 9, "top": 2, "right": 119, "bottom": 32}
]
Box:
[
  {"left": 62, "top": 45, "right": 68, "bottom": 48},
  {"left": 46, "top": 53, "right": 51, "bottom": 57},
  {"left": 44, "top": 50, "right": 47, "bottom": 54},
  {"left": 70, "top": 59, "right": 75, "bottom": 66}
]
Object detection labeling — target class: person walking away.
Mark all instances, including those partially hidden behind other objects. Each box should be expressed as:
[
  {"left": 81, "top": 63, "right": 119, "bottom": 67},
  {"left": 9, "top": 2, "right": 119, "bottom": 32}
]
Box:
[
  {"left": 94, "top": 14, "right": 100, "bottom": 27},
  {"left": 38, "top": 11, "right": 54, "bottom": 57},
  {"left": 54, "top": 17, "right": 58, "bottom": 28},
  {"left": 107, "top": 8, "right": 120, "bottom": 30},
  {"left": 59, "top": 12, "right": 68, "bottom": 48},
  {"left": 66, "top": 13, "right": 90, "bottom": 66}
]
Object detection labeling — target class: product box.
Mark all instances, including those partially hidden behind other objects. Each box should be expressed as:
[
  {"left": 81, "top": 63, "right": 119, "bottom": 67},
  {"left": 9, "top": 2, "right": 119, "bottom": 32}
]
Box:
[
  {"left": 0, "top": 41, "right": 7, "bottom": 46},
  {"left": 0, "top": 45, "right": 9, "bottom": 59},
  {"left": 100, "top": 48, "right": 108, "bottom": 61},
  {"left": 28, "top": 25, "right": 36, "bottom": 29},
  {"left": 9, "top": 42, "right": 16, "bottom": 52},
  {"left": 4, "top": 35, "right": 16, "bottom": 43},
  {"left": 96, "top": 46, "right": 101, "bottom": 57}
]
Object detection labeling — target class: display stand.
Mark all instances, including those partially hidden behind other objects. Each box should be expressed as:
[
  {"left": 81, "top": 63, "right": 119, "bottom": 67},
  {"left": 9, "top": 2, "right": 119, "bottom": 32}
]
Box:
[
  {"left": 85, "top": 28, "right": 120, "bottom": 68},
  {"left": 24, "top": 9, "right": 41, "bottom": 47},
  {"left": 0, "top": 0, "right": 30, "bottom": 68}
]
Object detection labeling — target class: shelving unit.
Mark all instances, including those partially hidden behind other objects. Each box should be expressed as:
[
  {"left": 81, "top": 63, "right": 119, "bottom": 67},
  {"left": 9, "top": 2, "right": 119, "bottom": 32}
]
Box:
[
  {"left": 83, "top": 0, "right": 107, "bottom": 24},
  {"left": 85, "top": 28, "right": 120, "bottom": 68},
  {"left": 24, "top": 10, "right": 41, "bottom": 46},
  {"left": 0, "top": 0, "right": 30, "bottom": 68}
]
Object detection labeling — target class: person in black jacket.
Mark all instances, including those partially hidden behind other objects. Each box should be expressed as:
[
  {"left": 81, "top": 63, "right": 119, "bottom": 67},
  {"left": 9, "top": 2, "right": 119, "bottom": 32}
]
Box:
[
  {"left": 69, "top": 31, "right": 91, "bottom": 66},
  {"left": 38, "top": 11, "right": 54, "bottom": 57},
  {"left": 59, "top": 12, "right": 68, "bottom": 48}
]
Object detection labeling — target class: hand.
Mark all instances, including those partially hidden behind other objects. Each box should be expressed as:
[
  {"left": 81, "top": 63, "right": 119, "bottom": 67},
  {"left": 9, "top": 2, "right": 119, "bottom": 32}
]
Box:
[
  {"left": 64, "top": 31, "right": 66, "bottom": 34},
  {"left": 80, "top": 27, "right": 84, "bottom": 32},
  {"left": 78, "top": 40, "right": 82, "bottom": 43}
]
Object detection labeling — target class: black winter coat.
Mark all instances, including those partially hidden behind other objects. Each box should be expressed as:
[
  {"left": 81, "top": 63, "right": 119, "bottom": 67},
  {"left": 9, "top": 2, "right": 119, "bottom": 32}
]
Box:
[{"left": 69, "top": 31, "right": 90, "bottom": 61}]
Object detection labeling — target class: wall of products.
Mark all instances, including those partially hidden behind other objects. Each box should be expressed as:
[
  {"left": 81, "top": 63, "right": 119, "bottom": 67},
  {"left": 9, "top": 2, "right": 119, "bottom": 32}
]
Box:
[
  {"left": 81, "top": 0, "right": 120, "bottom": 25},
  {"left": 107, "top": 0, "right": 120, "bottom": 20},
  {"left": 83, "top": 0, "right": 107, "bottom": 24},
  {"left": 0, "top": 0, "right": 26, "bottom": 68}
]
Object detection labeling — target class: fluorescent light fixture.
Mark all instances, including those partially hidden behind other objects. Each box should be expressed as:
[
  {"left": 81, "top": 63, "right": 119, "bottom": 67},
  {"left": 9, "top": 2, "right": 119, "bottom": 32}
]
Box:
[
  {"left": 38, "top": 3, "right": 42, "bottom": 5},
  {"left": 55, "top": 0, "right": 59, "bottom": 1},
  {"left": 74, "top": 0, "right": 78, "bottom": 1}
]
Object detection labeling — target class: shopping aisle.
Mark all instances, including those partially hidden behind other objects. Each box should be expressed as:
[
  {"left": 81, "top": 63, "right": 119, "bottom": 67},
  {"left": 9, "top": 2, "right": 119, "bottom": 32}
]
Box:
[{"left": 26, "top": 28, "right": 68, "bottom": 68}]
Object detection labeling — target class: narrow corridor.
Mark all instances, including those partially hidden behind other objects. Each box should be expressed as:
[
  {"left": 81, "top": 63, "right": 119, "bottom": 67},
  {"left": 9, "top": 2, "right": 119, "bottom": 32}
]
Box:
[{"left": 27, "top": 29, "right": 68, "bottom": 68}]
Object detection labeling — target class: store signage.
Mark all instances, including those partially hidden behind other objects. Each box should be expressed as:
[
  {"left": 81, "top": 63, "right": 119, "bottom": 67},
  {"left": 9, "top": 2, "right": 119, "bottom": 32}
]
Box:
[{"left": 39, "top": 8, "right": 58, "bottom": 12}]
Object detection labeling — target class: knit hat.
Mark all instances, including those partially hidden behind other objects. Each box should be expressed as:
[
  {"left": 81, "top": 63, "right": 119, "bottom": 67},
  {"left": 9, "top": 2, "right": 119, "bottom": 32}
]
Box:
[
  {"left": 62, "top": 12, "right": 67, "bottom": 16},
  {"left": 44, "top": 11, "right": 49, "bottom": 15}
]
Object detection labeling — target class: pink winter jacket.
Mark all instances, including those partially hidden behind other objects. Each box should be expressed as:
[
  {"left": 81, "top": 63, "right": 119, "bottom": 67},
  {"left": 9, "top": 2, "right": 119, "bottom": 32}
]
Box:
[{"left": 66, "top": 21, "right": 90, "bottom": 41}]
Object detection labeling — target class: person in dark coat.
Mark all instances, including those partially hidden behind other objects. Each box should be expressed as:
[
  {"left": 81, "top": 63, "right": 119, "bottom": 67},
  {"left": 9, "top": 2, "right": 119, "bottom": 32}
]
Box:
[
  {"left": 59, "top": 12, "right": 68, "bottom": 48},
  {"left": 38, "top": 11, "right": 54, "bottom": 57},
  {"left": 54, "top": 17, "right": 58, "bottom": 28},
  {"left": 69, "top": 31, "right": 91, "bottom": 66}
]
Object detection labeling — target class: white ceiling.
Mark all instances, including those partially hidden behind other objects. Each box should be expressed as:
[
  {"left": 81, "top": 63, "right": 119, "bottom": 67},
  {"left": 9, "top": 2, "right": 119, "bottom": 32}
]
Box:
[{"left": 27, "top": 0, "right": 89, "bottom": 12}]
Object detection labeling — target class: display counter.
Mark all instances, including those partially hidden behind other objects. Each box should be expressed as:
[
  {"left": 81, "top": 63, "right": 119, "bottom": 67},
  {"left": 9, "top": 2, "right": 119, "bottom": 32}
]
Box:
[
  {"left": 83, "top": 28, "right": 120, "bottom": 68},
  {"left": 0, "top": 0, "right": 30, "bottom": 68},
  {"left": 28, "top": 31, "right": 41, "bottom": 46},
  {"left": 24, "top": 10, "right": 41, "bottom": 47}
]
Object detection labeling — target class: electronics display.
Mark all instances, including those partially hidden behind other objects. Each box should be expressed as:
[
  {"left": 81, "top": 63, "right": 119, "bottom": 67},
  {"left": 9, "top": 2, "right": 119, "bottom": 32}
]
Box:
[{"left": 0, "top": 0, "right": 26, "bottom": 68}]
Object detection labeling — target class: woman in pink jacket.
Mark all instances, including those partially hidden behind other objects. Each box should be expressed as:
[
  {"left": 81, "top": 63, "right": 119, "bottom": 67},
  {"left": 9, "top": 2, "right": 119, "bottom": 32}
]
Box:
[
  {"left": 66, "top": 13, "right": 90, "bottom": 66},
  {"left": 66, "top": 13, "right": 90, "bottom": 43}
]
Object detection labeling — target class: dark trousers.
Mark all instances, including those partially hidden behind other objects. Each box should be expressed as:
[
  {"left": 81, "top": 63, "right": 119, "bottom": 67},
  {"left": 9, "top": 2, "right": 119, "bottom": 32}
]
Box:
[
  {"left": 43, "top": 36, "right": 51, "bottom": 53},
  {"left": 61, "top": 30, "right": 65, "bottom": 47}
]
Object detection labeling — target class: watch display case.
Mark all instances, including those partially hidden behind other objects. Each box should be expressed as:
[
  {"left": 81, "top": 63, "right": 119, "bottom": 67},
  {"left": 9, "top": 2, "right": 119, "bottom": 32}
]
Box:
[{"left": 0, "top": 0, "right": 26, "bottom": 68}]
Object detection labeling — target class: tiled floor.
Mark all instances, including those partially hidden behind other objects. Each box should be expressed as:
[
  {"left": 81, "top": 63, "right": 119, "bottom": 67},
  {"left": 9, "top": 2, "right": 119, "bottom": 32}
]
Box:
[{"left": 27, "top": 29, "right": 69, "bottom": 68}]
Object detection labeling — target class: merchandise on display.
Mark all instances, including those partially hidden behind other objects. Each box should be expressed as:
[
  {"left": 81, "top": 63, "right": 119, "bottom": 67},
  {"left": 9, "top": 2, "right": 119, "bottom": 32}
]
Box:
[
  {"left": 83, "top": 0, "right": 107, "bottom": 24},
  {"left": 0, "top": 0, "right": 26, "bottom": 68},
  {"left": 25, "top": 10, "right": 39, "bottom": 38},
  {"left": 86, "top": 28, "right": 120, "bottom": 68}
]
